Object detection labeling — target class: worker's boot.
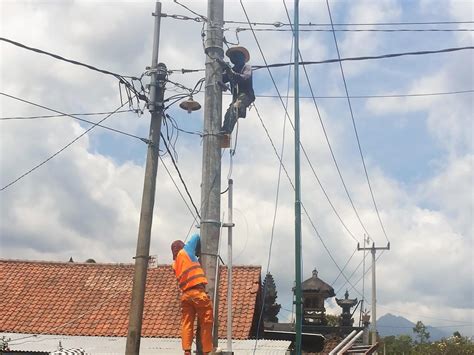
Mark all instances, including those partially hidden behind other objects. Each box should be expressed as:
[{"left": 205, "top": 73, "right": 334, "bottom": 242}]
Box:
[{"left": 184, "top": 350, "right": 192, "bottom": 355}]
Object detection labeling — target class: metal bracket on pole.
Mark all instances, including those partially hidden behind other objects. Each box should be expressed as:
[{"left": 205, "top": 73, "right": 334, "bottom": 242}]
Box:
[
  {"left": 200, "top": 219, "right": 222, "bottom": 226},
  {"left": 132, "top": 255, "right": 152, "bottom": 260}
]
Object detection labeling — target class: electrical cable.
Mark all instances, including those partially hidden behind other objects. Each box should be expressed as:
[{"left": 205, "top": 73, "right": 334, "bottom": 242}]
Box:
[
  {"left": 0, "top": 37, "right": 147, "bottom": 106},
  {"left": 160, "top": 133, "right": 201, "bottom": 220},
  {"left": 331, "top": 247, "right": 358, "bottom": 286},
  {"left": 0, "top": 93, "right": 148, "bottom": 143},
  {"left": 282, "top": 0, "right": 368, "bottom": 242},
  {"left": 241, "top": 0, "right": 362, "bottom": 247},
  {"left": 1, "top": 102, "right": 129, "bottom": 192},
  {"left": 224, "top": 19, "right": 474, "bottom": 26},
  {"left": 173, "top": 0, "right": 208, "bottom": 23},
  {"left": 252, "top": 45, "right": 474, "bottom": 70},
  {"left": 239, "top": 0, "right": 363, "bottom": 297},
  {"left": 0, "top": 37, "right": 139, "bottom": 80},
  {"left": 234, "top": 27, "right": 474, "bottom": 33},
  {"left": 168, "top": 47, "right": 474, "bottom": 81},
  {"left": 159, "top": 156, "right": 197, "bottom": 221},
  {"left": 0, "top": 109, "right": 137, "bottom": 120},
  {"left": 253, "top": 103, "right": 363, "bottom": 298},
  {"left": 250, "top": 89, "right": 474, "bottom": 99},
  {"left": 164, "top": 86, "right": 474, "bottom": 99},
  {"left": 165, "top": 12, "right": 474, "bottom": 27},
  {"left": 326, "top": 0, "right": 390, "bottom": 242},
  {"left": 254, "top": 36, "right": 294, "bottom": 353}
]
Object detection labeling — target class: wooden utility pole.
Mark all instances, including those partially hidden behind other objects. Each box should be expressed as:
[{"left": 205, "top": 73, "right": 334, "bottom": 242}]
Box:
[
  {"left": 357, "top": 242, "right": 390, "bottom": 346},
  {"left": 126, "top": 3, "right": 164, "bottom": 353},
  {"left": 201, "top": 0, "right": 224, "bottom": 347}
]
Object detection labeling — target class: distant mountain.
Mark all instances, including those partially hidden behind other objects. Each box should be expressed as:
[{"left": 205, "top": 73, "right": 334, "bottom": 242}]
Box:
[{"left": 377, "top": 313, "right": 450, "bottom": 341}]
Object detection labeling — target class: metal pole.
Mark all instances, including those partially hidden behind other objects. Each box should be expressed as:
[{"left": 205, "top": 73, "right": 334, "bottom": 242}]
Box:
[
  {"left": 360, "top": 235, "right": 367, "bottom": 328},
  {"left": 201, "top": 0, "right": 224, "bottom": 348},
  {"left": 293, "top": 0, "right": 302, "bottom": 354},
  {"left": 126, "top": 3, "right": 163, "bottom": 354},
  {"left": 227, "top": 179, "right": 234, "bottom": 352},
  {"left": 371, "top": 244, "right": 376, "bottom": 346}
]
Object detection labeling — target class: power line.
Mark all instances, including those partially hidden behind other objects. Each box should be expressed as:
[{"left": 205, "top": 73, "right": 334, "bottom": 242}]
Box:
[
  {"left": 0, "top": 37, "right": 147, "bottom": 105},
  {"left": 252, "top": 46, "right": 474, "bottom": 70},
  {"left": 331, "top": 247, "right": 358, "bottom": 286},
  {"left": 255, "top": 36, "right": 294, "bottom": 352},
  {"left": 254, "top": 103, "right": 363, "bottom": 298},
  {"left": 0, "top": 93, "right": 148, "bottom": 143},
  {"left": 0, "top": 37, "right": 138, "bottom": 80},
  {"left": 0, "top": 109, "right": 136, "bottom": 120},
  {"left": 160, "top": 133, "right": 201, "bottom": 220},
  {"left": 251, "top": 89, "right": 474, "bottom": 99},
  {"left": 169, "top": 87, "right": 474, "bottom": 99},
  {"left": 163, "top": 13, "right": 474, "bottom": 27},
  {"left": 159, "top": 156, "right": 198, "bottom": 221},
  {"left": 282, "top": 0, "right": 370, "bottom": 241},
  {"left": 326, "top": 0, "right": 390, "bottom": 243},
  {"left": 234, "top": 27, "right": 474, "bottom": 33},
  {"left": 241, "top": 0, "right": 362, "bottom": 246},
  {"left": 224, "top": 19, "right": 474, "bottom": 26},
  {"left": 1, "top": 102, "right": 128, "bottom": 192},
  {"left": 169, "top": 46, "right": 474, "bottom": 73},
  {"left": 239, "top": 0, "right": 364, "bottom": 300}
]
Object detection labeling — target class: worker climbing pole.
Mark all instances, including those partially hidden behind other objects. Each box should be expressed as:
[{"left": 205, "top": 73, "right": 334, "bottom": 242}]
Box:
[{"left": 218, "top": 46, "right": 255, "bottom": 148}]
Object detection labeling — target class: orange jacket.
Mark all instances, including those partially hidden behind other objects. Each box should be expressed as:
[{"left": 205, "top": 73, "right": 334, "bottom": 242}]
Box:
[{"left": 173, "top": 235, "right": 208, "bottom": 292}]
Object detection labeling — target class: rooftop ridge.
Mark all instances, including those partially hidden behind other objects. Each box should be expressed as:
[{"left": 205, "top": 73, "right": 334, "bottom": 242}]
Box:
[{"left": 0, "top": 259, "right": 262, "bottom": 269}]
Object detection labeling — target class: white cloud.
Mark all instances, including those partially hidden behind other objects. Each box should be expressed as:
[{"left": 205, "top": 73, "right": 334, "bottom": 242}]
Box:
[{"left": 0, "top": 0, "right": 472, "bottom": 337}]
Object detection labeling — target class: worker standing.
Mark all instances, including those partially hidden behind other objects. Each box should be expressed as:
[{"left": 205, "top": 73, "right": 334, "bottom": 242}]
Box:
[
  {"left": 220, "top": 46, "right": 255, "bottom": 135},
  {"left": 171, "top": 234, "right": 214, "bottom": 355}
]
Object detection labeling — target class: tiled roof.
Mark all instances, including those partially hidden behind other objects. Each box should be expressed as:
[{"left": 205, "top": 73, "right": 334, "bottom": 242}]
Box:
[{"left": 0, "top": 260, "right": 261, "bottom": 339}]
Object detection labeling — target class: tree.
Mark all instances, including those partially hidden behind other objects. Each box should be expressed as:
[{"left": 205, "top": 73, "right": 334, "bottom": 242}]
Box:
[
  {"left": 262, "top": 273, "right": 281, "bottom": 323},
  {"left": 383, "top": 334, "right": 414, "bottom": 354},
  {"left": 413, "top": 320, "right": 430, "bottom": 344}
]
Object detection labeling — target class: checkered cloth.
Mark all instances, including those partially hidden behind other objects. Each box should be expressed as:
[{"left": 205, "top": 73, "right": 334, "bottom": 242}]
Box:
[{"left": 50, "top": 349, "right": 85, "bottom": 355}]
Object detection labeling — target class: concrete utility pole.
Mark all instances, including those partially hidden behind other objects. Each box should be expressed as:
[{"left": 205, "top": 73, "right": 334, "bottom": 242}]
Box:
[
  {"left": 201, "top": 0, "right": 224, "bottom": 347},
  {"left": 126, "top": 3, "right": 164, "bottom": 354},
  {"left": 357, "top": 242, "right": 390, "bottom": 347}
]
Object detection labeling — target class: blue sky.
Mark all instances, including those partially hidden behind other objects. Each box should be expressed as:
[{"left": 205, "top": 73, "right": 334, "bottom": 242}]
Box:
[{"left": 1, "top": 0, "right": 473, "bottom": 339}]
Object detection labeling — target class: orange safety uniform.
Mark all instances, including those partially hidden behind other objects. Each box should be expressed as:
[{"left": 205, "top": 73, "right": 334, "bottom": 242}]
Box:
[{"left": 172, "top": 234, "right": 214, "bottom": 354}]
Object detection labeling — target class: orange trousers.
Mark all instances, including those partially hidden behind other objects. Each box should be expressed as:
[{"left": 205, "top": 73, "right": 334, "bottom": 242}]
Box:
[{"left": 181, "top": 287, "right": 214, "bottom": 353}]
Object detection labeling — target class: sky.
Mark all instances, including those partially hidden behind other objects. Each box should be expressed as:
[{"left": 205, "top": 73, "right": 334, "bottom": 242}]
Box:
[{"left": 1, "top": 0, "right": 473, "bottom": 338}]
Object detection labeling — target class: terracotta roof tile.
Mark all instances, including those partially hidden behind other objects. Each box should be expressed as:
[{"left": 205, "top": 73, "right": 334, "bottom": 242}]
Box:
[{"left": 0, "top": 260, "right": 260, "bottom": 340}]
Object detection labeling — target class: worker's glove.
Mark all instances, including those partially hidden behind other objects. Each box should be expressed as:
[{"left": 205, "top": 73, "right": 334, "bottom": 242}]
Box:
[{"left": 216, "top": 57, "right": 230, "bottom": 69}]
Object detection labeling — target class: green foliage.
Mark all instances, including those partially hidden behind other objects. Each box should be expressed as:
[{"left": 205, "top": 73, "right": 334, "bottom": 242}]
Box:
[
  {"left": 383, "top": 334, "right": 414, "bottom": 354},
  {"left": 382, "top": 331, "right": 474, "bottom": 355}
]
